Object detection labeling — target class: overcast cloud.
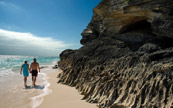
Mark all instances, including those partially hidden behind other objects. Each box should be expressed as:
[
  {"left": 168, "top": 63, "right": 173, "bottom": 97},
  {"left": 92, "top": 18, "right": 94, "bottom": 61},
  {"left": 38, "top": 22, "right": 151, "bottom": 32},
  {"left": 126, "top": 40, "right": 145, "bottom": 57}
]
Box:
[{"left": 0, "top": 29, "right": 71, "bottom": 56}]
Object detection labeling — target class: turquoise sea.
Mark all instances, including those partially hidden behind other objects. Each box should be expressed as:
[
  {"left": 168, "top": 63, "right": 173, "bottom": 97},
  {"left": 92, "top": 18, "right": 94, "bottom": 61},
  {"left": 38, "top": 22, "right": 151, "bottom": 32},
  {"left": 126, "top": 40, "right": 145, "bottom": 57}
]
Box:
[{"left": 0, "top": 55, "right": 59, "bottom": 76}]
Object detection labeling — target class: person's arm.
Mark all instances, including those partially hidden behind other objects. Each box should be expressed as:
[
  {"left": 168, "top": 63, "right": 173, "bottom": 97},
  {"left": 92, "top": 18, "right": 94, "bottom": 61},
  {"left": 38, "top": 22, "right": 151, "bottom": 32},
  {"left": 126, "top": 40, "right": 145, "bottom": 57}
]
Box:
[
  {"left": 27, "top": 64, "right": 30, "bottom": 72},
  {"left": 20, "top": 65, "right": 23, "bottom": 74},
  {"left": 30, "top": 63, "right": 32, "bottom": 73},
  {"left": 38, "top": 63, "right": 40, "bottom": 72}
]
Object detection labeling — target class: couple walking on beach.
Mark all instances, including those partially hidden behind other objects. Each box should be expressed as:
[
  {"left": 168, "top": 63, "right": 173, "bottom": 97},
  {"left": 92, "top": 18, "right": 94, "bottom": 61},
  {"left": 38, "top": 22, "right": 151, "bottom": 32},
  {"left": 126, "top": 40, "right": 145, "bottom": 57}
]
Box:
[{"left": 20, "top": 58, "right": 40, "bottom": 88}]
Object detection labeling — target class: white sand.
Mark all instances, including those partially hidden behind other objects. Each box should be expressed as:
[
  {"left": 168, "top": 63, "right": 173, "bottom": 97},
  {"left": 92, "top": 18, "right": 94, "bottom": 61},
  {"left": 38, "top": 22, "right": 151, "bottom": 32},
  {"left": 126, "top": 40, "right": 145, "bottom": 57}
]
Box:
[{"left": 37, "top": 69, "right": 97, "bottom": 108}]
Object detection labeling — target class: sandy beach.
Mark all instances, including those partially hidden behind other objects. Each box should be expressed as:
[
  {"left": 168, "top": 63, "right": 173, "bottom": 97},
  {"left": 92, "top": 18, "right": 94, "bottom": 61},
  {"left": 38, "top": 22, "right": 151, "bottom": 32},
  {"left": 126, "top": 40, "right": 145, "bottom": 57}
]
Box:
[
  {"left": 0, "top": 66, "right": 54, "bottom": 108},
  {"left": 37, "top": 69, "right": 97, "bottom": 108}
]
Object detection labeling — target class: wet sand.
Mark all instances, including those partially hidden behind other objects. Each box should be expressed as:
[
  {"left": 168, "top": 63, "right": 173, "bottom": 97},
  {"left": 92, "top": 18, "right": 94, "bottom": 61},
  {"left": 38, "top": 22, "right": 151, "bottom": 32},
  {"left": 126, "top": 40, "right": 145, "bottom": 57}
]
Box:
[
  {"left": 0, "top": 74, "right": 45, "bottom": 108},
  {"left": 0, "top": 66, "right": 55, "bottom": 108}
]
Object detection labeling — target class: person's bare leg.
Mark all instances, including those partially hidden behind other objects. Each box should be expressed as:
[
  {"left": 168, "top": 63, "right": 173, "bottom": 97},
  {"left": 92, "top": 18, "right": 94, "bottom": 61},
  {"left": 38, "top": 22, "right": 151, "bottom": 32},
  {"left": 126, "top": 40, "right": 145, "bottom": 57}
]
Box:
[
  {"left": 24, "top": 76, "right": 27, "bottom": 87},
  {"left": 33, "top": 76, "right": 36, "bottom": 86},
  {"left": 34, "top": 77, "right": 37, "bottom": 86},
  {"left": 24, "top": 76, "right": 27, "bottom": 84},
  {"left": 32, "top": 76, "right": 34, "bottom": 86}
]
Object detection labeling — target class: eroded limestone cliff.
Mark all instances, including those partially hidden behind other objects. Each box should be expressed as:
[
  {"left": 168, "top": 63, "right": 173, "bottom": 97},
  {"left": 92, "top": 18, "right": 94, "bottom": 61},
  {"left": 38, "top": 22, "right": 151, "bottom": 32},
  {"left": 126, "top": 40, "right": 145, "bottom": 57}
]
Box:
[{"left": 58, "top": 0, "right": 173, "bottom": 108}]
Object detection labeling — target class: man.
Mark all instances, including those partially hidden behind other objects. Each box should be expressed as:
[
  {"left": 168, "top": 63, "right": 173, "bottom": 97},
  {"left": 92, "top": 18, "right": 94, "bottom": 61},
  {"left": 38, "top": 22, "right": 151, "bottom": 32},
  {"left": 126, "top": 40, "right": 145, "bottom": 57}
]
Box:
[
  {"left": 30, "top": 58, "right": 40, "bottom": 87},
  {"left": 20, "top": 61, "right": 30, "bottom": 88}
]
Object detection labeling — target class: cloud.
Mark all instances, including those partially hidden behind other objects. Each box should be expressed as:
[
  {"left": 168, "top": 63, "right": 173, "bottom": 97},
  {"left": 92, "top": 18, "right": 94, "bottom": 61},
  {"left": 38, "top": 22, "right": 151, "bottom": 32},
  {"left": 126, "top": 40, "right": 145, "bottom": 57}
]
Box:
[
  {"left": 0, "top": 29, "right": 71, "bottom": 56},
  {"left": 0, "top": 1, "right": 21, "bottom": 11},
  {"left": 0, "top": 1, "right": 4, "bottom": 5}
]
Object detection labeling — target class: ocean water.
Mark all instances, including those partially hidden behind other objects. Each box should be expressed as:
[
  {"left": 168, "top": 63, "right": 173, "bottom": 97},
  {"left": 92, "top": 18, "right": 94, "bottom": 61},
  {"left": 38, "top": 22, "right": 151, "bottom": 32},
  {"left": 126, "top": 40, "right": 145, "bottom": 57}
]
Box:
[
  {"left": 0, "top": 55, "right": 59, "bottom": 76},
  {"left": 0, "top": 55, "right": 59, "bottom": 108}
]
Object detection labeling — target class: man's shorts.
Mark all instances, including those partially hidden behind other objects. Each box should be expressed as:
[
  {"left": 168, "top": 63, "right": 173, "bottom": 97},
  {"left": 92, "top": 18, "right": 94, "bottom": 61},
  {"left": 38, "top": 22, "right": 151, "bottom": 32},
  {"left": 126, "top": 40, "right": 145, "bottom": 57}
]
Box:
[{"left": 32, "top": 70, "right": 38, "bottom": 77}]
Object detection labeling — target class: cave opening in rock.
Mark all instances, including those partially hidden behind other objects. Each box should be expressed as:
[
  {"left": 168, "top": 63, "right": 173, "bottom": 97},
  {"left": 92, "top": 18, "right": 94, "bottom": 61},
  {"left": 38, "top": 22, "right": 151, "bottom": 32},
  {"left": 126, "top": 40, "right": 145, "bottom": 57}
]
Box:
[
  {"left": 153, "top": 36, "right": 173, "bottom": 49},
  {"left": 121, "top": 19, "right": 153, "bottom": 35}
]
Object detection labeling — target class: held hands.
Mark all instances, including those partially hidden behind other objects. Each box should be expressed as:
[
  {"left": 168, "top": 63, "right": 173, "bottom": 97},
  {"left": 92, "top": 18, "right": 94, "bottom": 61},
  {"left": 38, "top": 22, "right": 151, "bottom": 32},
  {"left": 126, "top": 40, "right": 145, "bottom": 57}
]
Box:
[{"left": 28, "top": 69, "right": 31, "bottom": 73}]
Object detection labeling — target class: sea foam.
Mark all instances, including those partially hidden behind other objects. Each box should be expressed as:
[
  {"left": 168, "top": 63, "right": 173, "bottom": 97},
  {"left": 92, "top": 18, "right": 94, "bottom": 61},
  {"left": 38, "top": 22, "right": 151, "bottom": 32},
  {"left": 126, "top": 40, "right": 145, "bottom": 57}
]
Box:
[{"left": 31, "top": 68, "right": 53, "bottom": 108}]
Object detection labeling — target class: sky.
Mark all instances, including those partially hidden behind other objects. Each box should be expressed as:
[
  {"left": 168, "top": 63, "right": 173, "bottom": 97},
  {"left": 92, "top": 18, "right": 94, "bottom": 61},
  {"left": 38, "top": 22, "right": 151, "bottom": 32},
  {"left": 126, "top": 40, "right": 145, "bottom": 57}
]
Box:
[{"left": 0, "top": 0, "right": 100, "bottom": 56}]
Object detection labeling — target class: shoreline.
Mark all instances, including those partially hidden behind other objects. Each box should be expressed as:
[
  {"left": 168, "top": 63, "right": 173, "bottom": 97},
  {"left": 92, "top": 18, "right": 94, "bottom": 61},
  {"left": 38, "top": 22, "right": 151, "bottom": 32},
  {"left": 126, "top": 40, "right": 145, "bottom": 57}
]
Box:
[
  {"left": 31, "top": 72, "right": 52, "bottom": 108},
  {"left": 37, "top": 68, "right": 97, "bottom": 108},
  {"left": 0, "top": 55, "right": 59, "bottom": 108},
  {"left": 0, "top": 66, "right": 54, "bottom": 108}
]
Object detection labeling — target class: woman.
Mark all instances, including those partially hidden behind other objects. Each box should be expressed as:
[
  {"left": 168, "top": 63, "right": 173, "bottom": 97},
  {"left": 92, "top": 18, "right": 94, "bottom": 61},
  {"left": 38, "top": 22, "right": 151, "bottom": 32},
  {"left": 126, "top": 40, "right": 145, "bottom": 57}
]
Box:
[{"left": 20, "top": 61, "right": 30, "bottom": 88}]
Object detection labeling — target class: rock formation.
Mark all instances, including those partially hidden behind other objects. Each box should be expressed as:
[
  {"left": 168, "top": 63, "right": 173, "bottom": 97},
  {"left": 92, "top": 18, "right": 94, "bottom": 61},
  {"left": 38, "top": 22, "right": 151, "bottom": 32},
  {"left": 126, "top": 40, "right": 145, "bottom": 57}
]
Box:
[{"left": 58, "top": 0, "right": 173, "bottom": 108}]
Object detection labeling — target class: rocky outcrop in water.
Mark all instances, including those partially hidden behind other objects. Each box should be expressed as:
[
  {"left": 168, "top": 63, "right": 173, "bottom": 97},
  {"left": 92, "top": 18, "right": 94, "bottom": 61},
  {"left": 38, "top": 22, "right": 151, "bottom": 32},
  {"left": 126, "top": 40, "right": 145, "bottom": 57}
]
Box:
[{"left": 58, "top": 0, "right": 173, "bottom": 108}]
